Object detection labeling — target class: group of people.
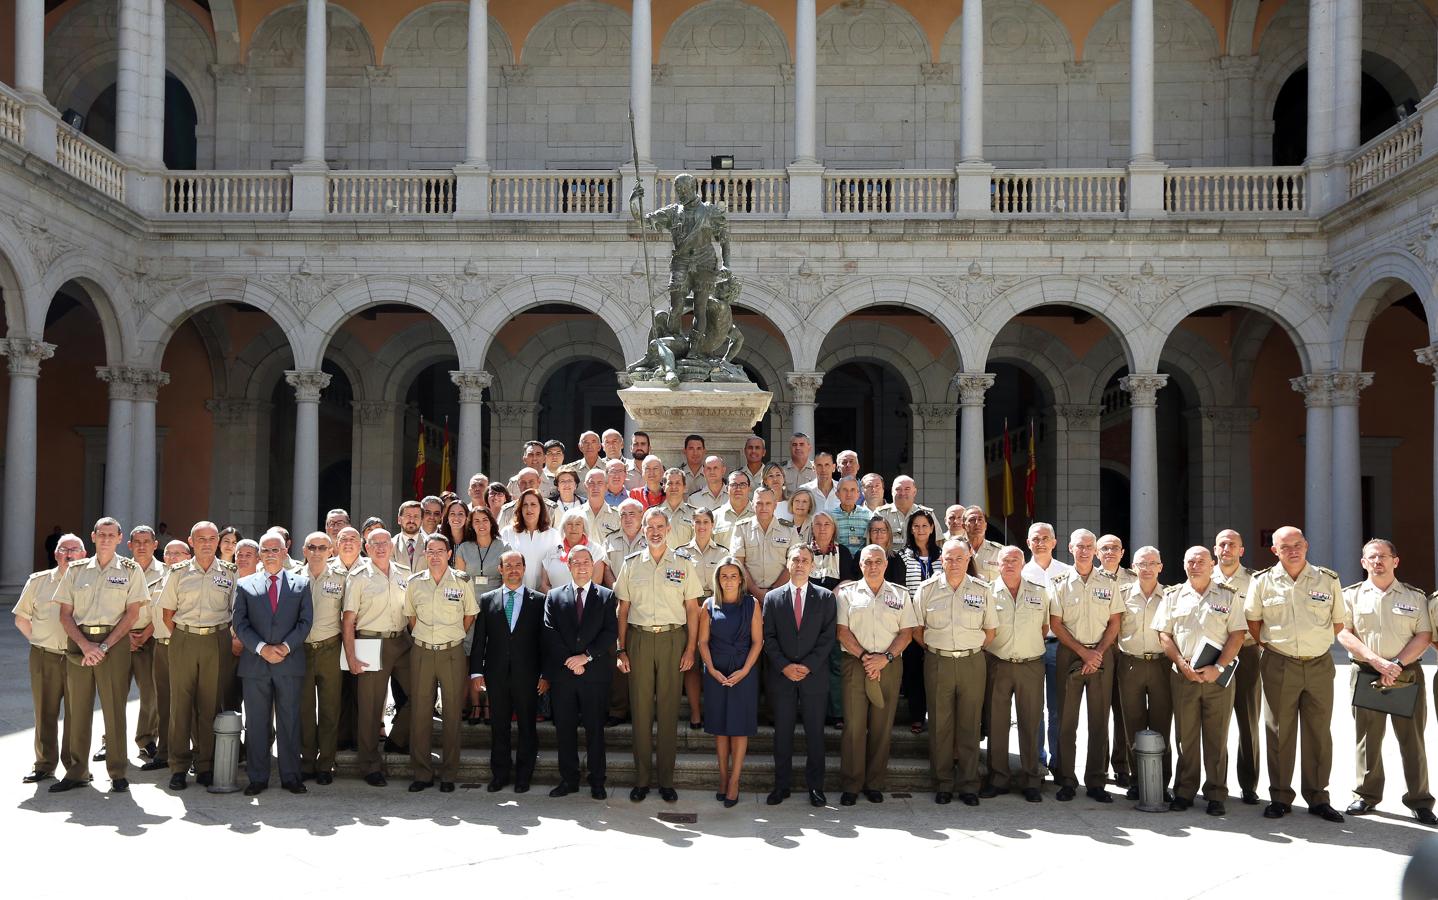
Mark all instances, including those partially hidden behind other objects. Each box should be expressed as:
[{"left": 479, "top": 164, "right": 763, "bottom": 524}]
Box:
[{"left": 12, "top": 427, "right": 1437, "bottom": 823}]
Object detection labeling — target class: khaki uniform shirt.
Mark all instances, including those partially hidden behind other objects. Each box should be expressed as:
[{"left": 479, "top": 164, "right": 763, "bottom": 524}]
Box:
[
  {"left": 987, "top": 577, "right": 1050, "bottom": 661},
  {"left": 506, "top": 469, "right": 556, "bottom": 499},
  {"left": 837, "top": 580, "right": 918, "bottom": 654},
  {"left": 13, "top": 567, "right": 69, "bottom": 651},
  {"left": 614, "top": 547, "right": 702, "bottom": 627},
  {"left": 782, "top": 459, "right": 816, "bottom": 492},
  {"left": 1048, "top": 567, "right": 1123, "bottom": 646},
  {"left": 875, "top": 502, "right": 935, "bottom": 542},
  {"left": 712, "top": 502, "right": 756, "bottom": 548},
  {"left": 1153, "top": 581, "right": 1245, "bottom": 661},
  {"left": 403, "top": 567, "right": 477, "bottom": 645},
  {"left": 686, "top": 486, "right": 728, "bottom": 513},
  {"left": 560, "top": 457, "right": 603, "bottom": 485},
  {"left": 160, "top": 558, "right": 238, "bottom": 628},
  {"left": 344, "top": 559, "right": 411, "bottom": 634},
  {"left": 131, "top": 558, "right": 165, "bottom": 630},
  {"left": 971, "top": 540, "right": 1003, "bottom": 582},
  {"left": 56, "top": 555, "right": 149, "bottom": 627},
  {"left": 305, "top": 559, "right": 350, "bottom": 643},
  {"left": 1344, "top": 580, "right": 1432, "bottom": 660},
  {"left": 581, "top": 502, "right": 622, "bottom": 544},
  {"left": 680, "top": 465, "right": 707, "bottom": 494},
  {"left": 1102, "top": 566, "right": 1137, "bottom": 588},
  {"left": 1244, "top": 563, "right": 1347, "bottom": 658},
  {"left": 659, "top": 502, "right": 697, "bottom": 549},
  {"left": 914, "top": 574, "right": 996, "bottom": 652},
  {"left": 147, "top": 563, "right": 173, "bottom": 640},
  {"left": 678, "top": 539, "right": 730, "bottom": 598},
  {"left": 731, "top": 517, "right": 800, "bottom": 589},
  {"left": 1214, "top": 566, "right": 1257, "bottom": 645},
  {"left": 605, "top": 532, "right": 646, "bottom": 581},
  {"left": 1117, "top": 582, "right": 1166, "bottom": 656}
]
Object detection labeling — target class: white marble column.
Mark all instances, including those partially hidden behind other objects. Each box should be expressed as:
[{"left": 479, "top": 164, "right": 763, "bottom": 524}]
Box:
[
  {"left": 95, "top": 367, "right": 136, "bottom": 526},
  {"left": 0, "top": 339, "right": 55, "bottom": 594},
  {"left": 286, "top": 370, "right": 330, "bottom": 536},
  {"left": 1129, "top": 0, "right": 1154, "bottom": 164},
  {"left": 115, "top": 0, "right": 146, "bottom": 161},
  {"left": 958, "top": 0, "right": 984, "bottom": 163},
  {"left": 785, "top": 371, "right": 824, "bottom": 441},
  {"left": 206, "top": 398, "right": 273, "bottom": 537},
  {"left": 1330, "top": 371, "right": 1373, "bottom": 580},
  {"left": 145, "top": 0, "right": 166, "bottom": 166},
  {"left": 915, "top": 404, "right": 960, "bottom": 512},
  {"left": 450, "top": 370, "right": 492, "bottom": 484},
  {"left": 1052, "top": 404, "right": 1101, "bottom": 549},
  {"left": 630, "top": 0, "right": 652, "bottom": 165},
  {"left": 1120, "top": 373, "right": 1166, "bottom": 550},
  {"left": 794, "top": 0, "right": 818, "bottom": 165},
  {"left": 129, "top": 369, "right": 168, "bottom": 529},
  {"left": 302, "top": 0, "right": 328, "bottom": 166},
  {"left": 1333, "top": 0, "right": 1362, "bottom": 156},
  {"left": 1307, "top": 0, "right": 1338, "bottom": 165},
  {"left": 1417, "top": 344, "right": 1438, "bottom": 588},
  {"left": 490, "top": 401, "right": 539, "bottom": 486},
  {"left": 1290, "top": 374, "right": 1335, "bottom": 565},
  {"left": 466, "top": 0, "right": 489, "bottom": 165},
  {"left": 349, "top": 400, "right": 405, "bottom": 528},
  {"left": 954, "top": 373, "right": 994, "bottom": 506},
  {"left": 14, "top": 0, "right": 44, "bottom": 96}
]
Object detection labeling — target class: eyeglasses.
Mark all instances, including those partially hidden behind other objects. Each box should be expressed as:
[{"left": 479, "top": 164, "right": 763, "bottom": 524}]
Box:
[
  {"left": 259, "top": 548, "right": 284, "bottom": 554},
  {"left": 303, "top": 544, "right": 329, "bottom": 552}
]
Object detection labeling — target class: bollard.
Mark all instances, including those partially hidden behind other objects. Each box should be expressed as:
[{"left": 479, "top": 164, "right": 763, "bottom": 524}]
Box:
[
  {"left": 209, "top": 711, "right": 243, "bottom": 794},
  {"left": 1132, "top": 728, "right": 1168, "bottom": 812}
]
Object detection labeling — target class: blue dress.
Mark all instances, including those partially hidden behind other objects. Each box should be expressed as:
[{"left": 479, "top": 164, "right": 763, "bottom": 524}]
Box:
[{"left": 702, "top": 596, "right": 759, "bottom": 737}]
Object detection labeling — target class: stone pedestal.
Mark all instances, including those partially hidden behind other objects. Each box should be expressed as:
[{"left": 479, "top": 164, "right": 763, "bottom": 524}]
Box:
[{"left": 618, "top": 382, "right": 772, "bottom": 470}]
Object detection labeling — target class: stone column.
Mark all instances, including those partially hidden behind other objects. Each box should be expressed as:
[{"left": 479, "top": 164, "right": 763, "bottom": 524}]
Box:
[
  {"left": 630, "top": 0, "right": 652, "bottom": 166},
  {"left": 455, "top": 0, "right": 492, "bottom": 216},
  {"left": 95, "top": 367, "right": 137, "bottom": 527},
  {"left": 286, "top": 370, "right": 331, "bottom": 537},
  {"left": 14, "top": 0, "right": 44, "bottom": 96},
  {"left": 914, "top": 403, "right": 960, "bottom": 514},
  {"left": 350, "top": 400, "right": 406, "bottom": 529},
  {"left": 788, "top": 0, "right": 823, "bottom": 215},
  {"left": 1, "top": 339, "right": 55, "bottom": 594},
  {"left": 145, "top": 0, "right": 166, "bottom": 167},
  {"left": 490, "top": 401, "right": 539, "bottom": 486},
  {"left": 115, "top": 0, "right": 146, "bottom": 161},
  {"left": 1330, "top": 371, "right": 1373, "bottom": 580},
  {"left": 292, "top": 0, "right": 329, "bottom": 216},
  {"left": 785, "top": 371, "right": 824, "bottom": 441},
  {"left": 1190, "top": 406, "right": 1259, "bottom": 546},
  {"left": 958, "top": 0, "right": 983, "bottom": 163},
  {"left": 129, "top": 368, "right": 168, "bottom": 529},
  {"left": 1306, "top": 0, "right": 1342, "bottom": 209},
  {"left": 1290, "top": 374, "right": 1335, "bottom": 565},
  {"left": 206, "top": 398, "right": 273, "bottom": 537},
  {"left": 1120, "top": 374, "right": 1167, "bottom": 550},
  {"left": 1126, "top": 0, "right": 1165, "bottom": 215},
  {"left": 953, "top": 373, "right": 994, "bottom": 506},
  {"left": 1052, "top": 404, "right": 1101, "bottom": 548},
  {"left": 1417, "top": 344, "right": 1438, "bottom": 587},
  {"left": 1220, "top": 56, "right": 1259, "bottom": 166},
  {"left": 450, "top": 370, "right": 492, "bottom": 485},
  {"left": 1333, "top": 0, "right": 1362, "bottom": 157}
]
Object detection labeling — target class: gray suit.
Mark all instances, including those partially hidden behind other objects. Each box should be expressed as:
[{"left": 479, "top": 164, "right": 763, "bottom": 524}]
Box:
[{"left": 233, "top": 569, "right": 313, "bottom": 786}]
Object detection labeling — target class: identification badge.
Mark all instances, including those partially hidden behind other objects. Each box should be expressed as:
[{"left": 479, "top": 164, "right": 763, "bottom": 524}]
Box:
[
  {"left": 773, "top": 535, "right": 790, "bottom": 545},
  {"left": 106, "top": 576, "right": 129, "bottom": 586},
  {"left": 1024, "top": 595, "right": 1046, "bottom": 608},
  {"left": 443, "top": 588, "right": 463, "bottom": 601},
  {"left": 323, "top": 583, "right": 343, "bottom": 595}
]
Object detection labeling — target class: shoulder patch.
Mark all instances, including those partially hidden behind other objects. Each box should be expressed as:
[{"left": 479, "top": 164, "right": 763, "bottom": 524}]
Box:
[
  {"left": 1314, "top": 565, "right": 1340, "bottom": 579},
  {"left": 1343, "top": 581, "right": 1364, "bottom": 592},
  {"left": 623, "top": 550, "right": 645, "bottom": 561},
  {"left": 217, "top": 559, "right": 237, "bottom": 572},
  {"left": 119, "top": 556, "right": 140, "bottom": 570}
]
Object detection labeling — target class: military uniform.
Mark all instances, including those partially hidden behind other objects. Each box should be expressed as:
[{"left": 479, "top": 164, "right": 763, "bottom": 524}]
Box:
[
  {"left": 12, "top": 567, "right": 76, "bottom": 778},
  {"left": 781, "top": 458, "right": 816, "bottom": 493},
  {"left": 1245, "top": 562, "right": 1346, "bottom": 808},
  {"left": 615, "top": 546, "right": 702, "bottom": 789},
  {"left": 145, "top": 562, "right": 173, "bottom": 768},
  {"left": 837, "top": 579, "right": 919, "bottom": 793},
  {"left": 678, "top": 538, "right": 730, "bottom": 598},
  {"left": 1345, "top": 579, "right": 1433, "bottom": 812},
  {"left": 712, "top": 502, "right": 756, "bottom": 548},
  {"left": 686, "top": 485, "right": 727, "bottom": 513},
  {"left": 873, "top": 502, "right": 933, "bottom": 544},
  {"left": 580, "top": 502, "right": 622, "bottom": 547},
  {"left": 126, "top": 557, "right": 166, "bottom": 758},
  {"left": 54, "top": 555, "right": 149, "bottom": 783},
  {"left": 345, "top": 558, "right": 413, "bottom": 776},
  {"left": 301, "top": 559, "right": 348, "bottom": 778},
  {"left": 604, "top": 531, "right": 647, "bottom": 721},
  {"left": 971, "top": 540, "right": 1003, "bottom": 582},
  {"left": 914, "top": 573, "right": 996, "bottom": 795},
  {"left": 731, "top": 517, "right": 799, "bottom": 597},
  {"left": 658, "top": 501, "right": 697, "bottom": 549},
  {"left": 1115, "top": 580, "right": 1172, "bottom": 787},
  {"left": 984, "top": 575, "right": 1049, "bottom": 792},
  {"left": 1103, "top": 566, "right": 1138, "bottom": 784},
  {"left": 159, "top": 557, "right": 237, "bottom": 779},
  {"left": 1049, "top": 567, "right": 1123, "bottom": 793},
  {"left": 404, "top": 566, "right": 478, "bottom": 785},
  {"left": 1153, "top": 579, "right": 1246, "bottom": 803},
  {"left": 560, "top": 457, "right": 604, "bottom": 485},
  {"left": 1214, "top": 564, "right": 1262, "bottom": 799}
]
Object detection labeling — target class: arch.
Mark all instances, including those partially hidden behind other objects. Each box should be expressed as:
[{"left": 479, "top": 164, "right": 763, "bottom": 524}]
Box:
[
  {"left": 1156, "top": 323, "right": 1234, "bottom": 409},
  {"left": 817, "top": 0, "right": 930, "bottom": 67},
  {"left": 1084, "top": 0, "right": 1219, "bottom": 64},
  {"left": 1227, "top": 0, "right": 1261, "bottom": 57},
  {"left": 246, "top": 2, "right": 377, "bottom": 68},
  {"left": 524, "top": 346, "right": 627, "bottom": 407},
  {"left": 0, "top": 221, "right": 38, "bottom": 338},
  {"left": 815, "top": 321, "right": 937, "bottom": 406},
  {"left": 520, "top": 0, "right": 629, "bottom": 67},
  {"left": 1149, "top": 275, "right": 1330, "bottom": 374},
  {"left": 1334, "top": 251, "right": 1438, "bottom": 371},
  {"left": 471, "top": 275, "right": 648, "bottom": 366},
  {"left": 209, "top": 0, "right": 242, "bottom": 65},
  {"left": 225, "top": 316, "right": 298, "bottom": 402},
  {"left": 372, "top": 320, "right": 467, "bottom": 404},
  {"left": 383, "top": 1, "right": 514, "bottom": 66},
  {"left": 34, "top": 255, "right": 134, "bottom": 365},
  {"left": 1230, "top": 309, "right": 1280, "bottom": 402},
  {"left": 728, "top": 278, "right": 803, "bottom": 372},
  {"left": 968, "top": 276, "right": 1152, "bottom": 373},
  {"left": 307, "top": 276, "right": 480, "bottom": 371},
  {"left": 986, "top": 322, "right": 1077, "bottom": 407},
  {"left": 942, "top": 0, "right": 1074, "bottom": 66},
  {"left": 803, "top": 276, "right": 972, "bottom": 373},
  {"left": 135, "top": 275, "right": 313, "bottom": 371},
  {"left": 658, "top": 0, "right": 790, "bottom": 66},
  {"left": 729, "top": 313, "right": 789, "bottom": 398}
]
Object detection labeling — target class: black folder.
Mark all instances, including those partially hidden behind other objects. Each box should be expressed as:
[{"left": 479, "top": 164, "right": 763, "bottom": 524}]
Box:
[
  {"left": 1352, "top": 669, "right": 1420, "bottom": 718},
  {"left": 1191, "top": 639, "right": 1238, "bottom": 689}
]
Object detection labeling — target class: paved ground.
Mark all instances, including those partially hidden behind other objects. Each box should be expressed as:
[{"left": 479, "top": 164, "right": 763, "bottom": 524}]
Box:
[{"left": 2, "top": 624, "right": 1432, "bottom": 897}]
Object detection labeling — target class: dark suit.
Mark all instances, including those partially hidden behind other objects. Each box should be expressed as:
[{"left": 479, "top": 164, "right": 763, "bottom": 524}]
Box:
[
  {"left": 543, "top": 582, "right": 617, "bottom": 789},
  {"left": 469, "top": 584, "right": 546, "bottom": 785},
  {"left": 763, "top": 581, "right": 836, "bottom": 793},
  {"left": 233, "top": 569, "right": 313, "bottom": 787}
]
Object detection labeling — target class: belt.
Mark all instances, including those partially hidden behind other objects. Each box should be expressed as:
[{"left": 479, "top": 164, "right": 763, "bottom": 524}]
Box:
[
  {"left": 79, "top": 624, "right": 115, "bottom": 635},
  {"left": 929, "top": 647, "right": 981, "bottom": 659},
  {"left": 35, "top": 645, "right": 66, "bottom": 656},
  {"left": 154, "top": 637, "right": 170, "bottom": 646},
  {"left": 631, "top": 623, "right": 684, "bottom": 634},
  {"left": 357, "top": 630, "right": 402, "bottom": 639},
  {"left": 1123, "top": 651, "right": 1164, "bottom": 661},
  {"left": 176, "top": 623, "right": 228, "bottom": 636},
  {"left": 1270, "top": 649, "right": 1328, "bottom": 662},
  {"left": 306, "top": 634, "right": 340, "bottom": 649},
  {"left": 992, "top": 653, "right": 1044, "bottom": 664},
  {"left": 413, "top": 638, "right": 463, "bottom": 651}
]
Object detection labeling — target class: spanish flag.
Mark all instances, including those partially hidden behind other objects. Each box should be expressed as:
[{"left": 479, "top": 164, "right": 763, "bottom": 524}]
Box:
[
  {"left": 1001, "top": 419, "right": 1015, "bottom": 518},
  {"left": 1024, "top": 418, "right": 1038, "bottom": 517},
  {"left": 413, "top": 420, "right": 426, "bottom": 500},
  {"left": 440, "top": 417, "right": 453, "bottom": 493}
]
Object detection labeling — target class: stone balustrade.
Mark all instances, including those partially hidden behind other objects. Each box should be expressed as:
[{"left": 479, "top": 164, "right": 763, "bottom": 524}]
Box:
[
  {"left": 489, "top": 171, "right": 617, "bottom": 216},
  {"left": 327, "top": 171, "right": 456, "bottom": 215},
  {"left": 1347, "top": 117, "right": 1423, "bottom": 198},
  {"left": 1165, "top": 167, "right": 1307, "bottom": 214},
  {"left": 824, "top": 170, "right": 955, "bottom": 215},
  {"left": 162, "top": 171, "right": 293, "bottom": 215},
  {"left": 56, "top": 125, "right": 124, "bottom": 201},
  {"left": 990, "top": 169, "right": 1127, "bottom": 215}
]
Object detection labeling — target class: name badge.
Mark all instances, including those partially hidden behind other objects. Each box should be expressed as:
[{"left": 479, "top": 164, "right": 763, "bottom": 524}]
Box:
[
  {"left": 213, "top": 577, "right": 233, "bottom": 590},
  {"left": 1395, "top": 602, "right": 1419, "bottom": 616},
  {"left": 443, "top": 588, "right": 463, "bottom": 601},
  {"left": 1024, "top": 595, "right": 1045, "bottom": 609},
  {"left": 664, "top": 568, "right": 685, "bottom": 585},
  {"left": 1309, "top": 591, "right": 1331, "bottom": 604},
  {"left": 773, "top": 536, "right": 790, "bottom": 545},
  {"left": 963, "top": 594, "right": 985, "bottom": 611},
  {"left": 106, "top": 576, "right": 129, "bottom": 586},
  {"left": 1093, "top": 589, "right": 1114, "bottom": 601}
]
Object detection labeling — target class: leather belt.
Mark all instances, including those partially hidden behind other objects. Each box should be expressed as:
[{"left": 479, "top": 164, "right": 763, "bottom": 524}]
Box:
[
  {"left": 79, "top": 624, "right": 116, "bottom": 635},
  {"left": 35, "top": 645, "right": 66, "bottom": 656},
  {"left": 154, "top": 637, "right": 171, "bottom": 645},
  {"left": 176, "top": 623, "right": 229, "bottom": 635},
  {"left": 357, "top": 630, "right": 403, "bottom": 639},
  {"left": 306, "top": 634, "right": 340, "bottom": 649},
  {"left": 130, "top": 628, "right": 147, "bottom": 635},
  {"left": 992, "top": 653, "right": 1044, "bottom": 664},
  {"left": 929, "top": 647, "right": 981, "bottom": 659},
  {"left": 413, "top": 638, "right": 463, "bottom": 651},
  {"left": 631, "top": 623, "right": 683, "bottom": 634},
  {"left": 1270, "top": 649, "right": 1327, "bottom": 662},
  {"left": 1123, "top": 652, "right": 1164, "bottom": 661}
]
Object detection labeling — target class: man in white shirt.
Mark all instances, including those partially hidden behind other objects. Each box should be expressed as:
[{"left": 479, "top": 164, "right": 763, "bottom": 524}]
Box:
[
  {"left": 800, "top": 452, "right": 840, "bottom": 512},
  {"left": 1022, "top": 521, "right": 1071, "bottom": 777}
]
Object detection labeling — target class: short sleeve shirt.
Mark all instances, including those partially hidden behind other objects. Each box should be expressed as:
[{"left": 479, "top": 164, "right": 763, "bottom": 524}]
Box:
[
  {"left": 159, "top": 559, "right": 238, "bottom": 628},
  {"left": 987, "top": 577, "right": 1050, "bottom": 661},
  {"left": 614, "top": 547, "right": 702, "bottom": 627},
  {"left": 1344, "top": 580, "right": 1432, "bottom": 659},
  {"left": 971, "top": 541, "right": 1003, "bottom": 582},
  {"left": 12, "top": 567, "right": 68, "bottom": 651},
  {"left": 712, "top": 503, "right": 757, "bottom": 548},
  {"left": 678, "top": 539, "right": 730, "bottom": 598},
  {"left": 1117, "top": 582, "right": 1166, "bottom": 656},
  {"left": 1214, "top": 566, "right": 1257, "bottom": 646},
  {"left": 837, "top": 580, "right": 918, "bottom": 653},
  {"left": 1244, "top": 563, "right": 1347, "bottom": 658},
  {"left": 1153, "top": 581, "right": 1246, "bottom": 660},
  {"left": 344, "top": 560, "right": 411, "bottom": 634},
  {"left": 913, "top": 574, "right": 996, "bottom": 652},
  {"left": 1048, "top": 568, "right": 1123, "bottom": 645},
  {"left": 55, "top": 555, "right": 150, "bottom": 626},
  {"left": 731, "top": 518, "right": 799, "bottom": 588},
  {"left": 403, "top": 567, "right": 478, "bottom": 645}
]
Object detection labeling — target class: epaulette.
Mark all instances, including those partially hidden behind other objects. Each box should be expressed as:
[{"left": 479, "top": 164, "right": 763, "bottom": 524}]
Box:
[
  {"left": 1095, "top": 568, "right": 1118, "bottom": 580},
  {"left": 969, "top": 574, "right": 991, "bottom": 588},
  {"left": 777, "top": 518, "right": 794, "bottom": 527},
  {"left": 1314, "top": 565, "right": 1340, "bottom": 579},
  {"left": 1244, "top": 567, "right": 1260, "bottom": 576},
  {"left": 118, "top": 556, "right": 140, "bottom": 570},
  {"left": 406, "top": 570, "right": 427, "bottom": 582},
  {"left": 27, "top": 569, "right": 49, "bottom": 581},
  {"left": 1401, "top": 581, "right": 1427, "bottom": 596},
  {"left": 1163, "top": 584, "right": 1181, "bottom": 595},
  {"left": 217, "top": 559, "right": 237, "bottom": 572},
  {"left": 713, "top": 541, "right": 730, "bottom": 551},
  {"left": 453, "top": 570, "right": 470, "bottom": 582},
  {"left": 1050, "top": 571, "right": 1071, "bottom": 585},
  {"left": 624, "top": 549, "right": 645, "bottom": 562},
  {"left": 673, "top": 547, "right": 692, "bottom": 559},
  {"left": 1021, "top": 578, "right": 1047, "bottom": 591},
  {"left": 1344, "top": 581, "right": 1363, "bottom": 592},
  {"left": 171, "top": 560, "right": 191, "bottom": 571},
  {"left": 1212, "top": 582, "right": 1236, "bottom": 594}
]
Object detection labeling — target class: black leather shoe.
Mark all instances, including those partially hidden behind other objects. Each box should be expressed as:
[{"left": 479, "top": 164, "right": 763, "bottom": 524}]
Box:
[
  {"left": 1023, "top": 788, "right": 1042, "bottom": 803},
  {"left": 316, "top": 772, "right": 333, "bottom": 786},
  {"left": 863, "top": 789, "right": 883, "bottom": 803},
  {"left": 1263, "top": 801, "right": 1289, "bottom": 819},
  {"left": 139, "top": 757, "right": 168, "bottom": 772},
  {"left": 959, "top": 793, "right": 980, "bottom": 807},
  {"left": 1056, "top": 786, "right": 1075, "bottom": 802},
  {"left": 1113, "top": 772, "right": 1131, "bottom": 788},
  {"left": 590, "top": 786, "right": 607, "bottom": 800},
  {"left": 604, "top": 716, "right": 628, "bottom": 727},
  {"left": 549, "top": 783, "right": 576, "bottom": 798},
  {"left": 110, "top": 778, "right": 129, "bottom": 793},
  {"left": 766, "top": 789, "right": 786, "bottom": 805},
  {"left": 688, "top": 720, "right": 703, "bottom": 731},
  {"left": 408, "top": 780, "right": 433, "bottom": 792},
  {"left": 1417, "top": 808, "right": 1438, "bottom": 826},
  {"left": 515, "top": 783, "right": 530, "bottom": 794},
  {"left": 488, "top": 779, "right": 509, "bottom": 793},
  {"left": 978, "top": 785, "right": 1007, "bottom": 799},
  {"left": 141, "top": 741, "right": 158, "bottom": 760},
  {"left": 1169, "top": 797, "right": 1193, "bottom": 811},
  {"left": 659, "top": 787, "right": 678, "bottom": 803},
  {"left": 1346, "top": 799, "right": 1374, "bottom": 816},
  {"left": 439, "top": 782, "right": 455, "bottom": 793},
  {"left": 935, "top": 791, "right": 952, "bottom": 805},
  {"left": 1308, "top": 803, "right": 1344, "bottom": 823},
  {"left": 840, "top": 792, "right": 857, "bottom": 806},
  {"left": 92, "top": 746, "right": 106, "bottom": 762},
  {"left": 168, "top": 773, "right": 187, "bottom": 791},
  {"left": 195, "top": 771, "right": 213, "bottom": 787},
  {"left": 283, "top": 781, "right": 308, "bottom": 794},
  {"left": 630, "top": 786, "right": 649, "bottom": 802},
  {"left": 22, "top": 770, "right": 52, "bottom": 784},
  {"left": 1125, "top": 786, "right": 1139, "bottom": 801},
  {"left": 809, "top": 790, "right": 826, "bottom": 807},
  {"left": 1241, "top": 789, "right": 1261, "bottom": 805},
  {"left": 49, "top": 778, "right": 87, "bottom": 793},
  {"left": 244, "top": 782, "right": 267, "bottom": 796},
  {"left": 1206, "top": 800, "right": 1226, "bottom": 817},
  {"left": 722, "top": 797, "right": 738, "bottom": 808},
  {"left": 365, "top": 772, "right": 387, "bottom": 787},
  {"left": 1086, "top": 788, "right": 1113, "bottom": 804}
]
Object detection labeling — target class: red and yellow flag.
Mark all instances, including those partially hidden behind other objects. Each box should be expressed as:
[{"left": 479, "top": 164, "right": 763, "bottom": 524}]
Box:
[
  {"left": 1001, "top": 419, "right": 1015, "bottom": 518},
  {"left": 440, "top": 417, "right": 453, "bottom": 493},
  {"left": 412, "top": 420, "right": 427, "bottom": 500},
  {"left": 1024, "top": 418, "right": 1038, "bottom": 517}
]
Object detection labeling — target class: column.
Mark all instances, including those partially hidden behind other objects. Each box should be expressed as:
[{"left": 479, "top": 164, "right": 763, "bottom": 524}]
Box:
[
  {"left": 145, "top": 0, "right": 167, "bottom": 166},
  {"left": 489, "top": 401, "right": 539, "bottom": 486},
  {"left": 115, "top": 0, "right": 146, "bottom": 161},
  {"left": 286, "top": 370, "right": 331, "bottom": 537},
  {"left": 915, "top": 404, "right": 960, "bottom": 512},
  {"left": 302, "top": 0, "right": 327, "bottom": 165},
  {"left": 349, "top": 400, "right": 405, "bottom": 528},
  {"left": 1333, "top": 0, "right": 1362, "bottom": 157},
  {"left": 450, "top": 370, "right": 492, "bottom": 484},
  {"left": 1307, "top": 0, "right": 1337, "bottom": 164},
  {"left": 129, "top": 369, "right": 168, "bottom": 529},
  {"left": 1417, "top": 344, "right": 1438, "bottom": 588},
  {"left": 958, "top": 0, "right": 984, "bottom": 163},
  {"left": 784, "top": 371, "right": 824, "bottom": 440},
  {"left": 1051, "top": 404, "right": 1101, "bottom": 548},
  {"left": 1120, "top": 374, "right": 1166, "bottom": 550},
  {"left": 1129, "top": 0, "right": 1154, "bottom": 164},
  {"left": 630, "top": 0, "right": 652, "bottom": 166},
  {"left": 0, "top": 339, "right": 55, "bottom": 594},
  {"left": 1290, "top": 374, "right": 1335, "bottom": 565},
  {"left": 455, "top": 0, "right": 493, "bottom": 216},
  {"left": 14, "top": 0, "right": 44, "bottom": 96},
  {"left": 206, "top": 398, "right": 274, "bottom": 537},
  {"left": 953, "top": 373, "right": 994, "bottom": 506},
  {"left": 1330, "top": 371, "right": 1373, "bottom": 580},
  {"left": 95, "top": 367, "right": 136, "bottom": 526},
  {"left": 788, "top": 0, "right": 823, "bottom": 215}
]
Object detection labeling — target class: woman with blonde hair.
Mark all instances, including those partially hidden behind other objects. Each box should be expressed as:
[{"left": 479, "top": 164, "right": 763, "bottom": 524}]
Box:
[{"left": 698, "top": 556, "right": 763, "bottom": 807}]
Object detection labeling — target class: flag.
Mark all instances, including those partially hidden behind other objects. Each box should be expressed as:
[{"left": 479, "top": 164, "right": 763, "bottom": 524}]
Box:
[
  {"left": 1001, "top": 419, "right": 1015, "bottom": 518},
  {"left": 1024, "top": 418, "right": 1038, "bottom": 517},
  {"left": 413, "top": 419, "right": 426, "bottom": 500},
  {"left": 440, "top": 417, "right": 453, "bottom": 493}
]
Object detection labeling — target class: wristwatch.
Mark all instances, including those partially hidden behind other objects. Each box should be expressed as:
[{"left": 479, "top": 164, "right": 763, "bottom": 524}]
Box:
[
  {"left": 883, "top": 651, "right": 895, "bottom": 662},
  {"left": 98, "top": 641, "right": 109, "bottom": 653}
]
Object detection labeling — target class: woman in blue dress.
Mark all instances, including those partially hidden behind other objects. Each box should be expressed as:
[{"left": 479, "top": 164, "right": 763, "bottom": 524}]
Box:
[{"left": 698, "top": 557, "right": 763, "bottom": 807}]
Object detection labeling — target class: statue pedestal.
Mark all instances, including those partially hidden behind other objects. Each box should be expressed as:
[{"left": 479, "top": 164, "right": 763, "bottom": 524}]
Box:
[{"left": 618, "top": 382, "right": 772, "bottom": 469}]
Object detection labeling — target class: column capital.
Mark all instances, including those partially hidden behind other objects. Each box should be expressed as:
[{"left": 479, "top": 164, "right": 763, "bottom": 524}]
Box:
[
  {"left": 951, "top": 372, "right": 995, "bottom": 406},
  {"left": 1118, "top": 373, "right": 1167, "bottom": 407},
  {"left": 1, "top": 338, "right": 56, "bottom": 376},
  {"left": 490, "top": 401, "right": 538, "bottom": 427},
  {"left": 96, "top": 366, "right": 139, "bottom": 400},
  {"left": 1416, "top": 344, "right": 1438, "bottom": 385},
  {"left": 915, "top": 403, "right": 960, "bottom": 429},
  {"left": 449, "top": 369, "right": 493, "bottom": 403},
  {"left": 1330, "top": 371, "right": 1374, "bottom": 406},
  {"left": 1290, "top": 373, "right": 1334, "bottom": 408},
  {"left": 285, "top": 369, "right": 331, "bottom": 402},
  {"left": 130, "top": 367, "right": 170, "bottom": 401},
  {"left": 785, "top": 370, "right": 825, "bottom": 404},
  {"left": 1053, "top": 404, "right": 1102, "bottom": 428}
]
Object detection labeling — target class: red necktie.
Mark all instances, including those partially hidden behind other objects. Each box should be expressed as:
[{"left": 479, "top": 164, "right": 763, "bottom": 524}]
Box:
[
  {"left": 794, "top": 586, "right": 804, "bottom": 628},
  {"left": 268, "top": 574, "right": 279, "bottom": 614}
]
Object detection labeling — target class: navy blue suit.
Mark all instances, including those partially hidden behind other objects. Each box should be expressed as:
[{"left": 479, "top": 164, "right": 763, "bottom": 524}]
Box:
[
  {"left": 543, "top": 582, "right": 617, "bottom": 789},
  {"left": 233, "top": 568, "right": 313, "bottom": 786}
]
